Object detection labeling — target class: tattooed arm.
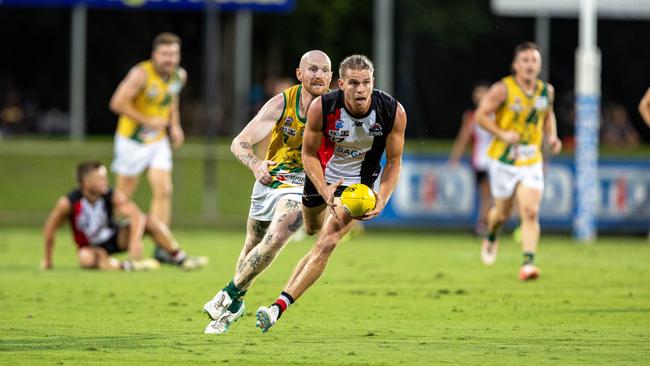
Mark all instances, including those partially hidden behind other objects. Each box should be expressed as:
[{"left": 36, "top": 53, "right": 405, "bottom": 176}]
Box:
[{"left": 231, "top": 93, "right": 286, "bottom": 185}]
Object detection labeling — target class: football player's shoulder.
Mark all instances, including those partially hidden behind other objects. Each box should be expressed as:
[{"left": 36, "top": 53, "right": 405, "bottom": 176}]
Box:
[
  {"left": 373, "top": 89, "right": 398, "bottom": 109},
  {"left": 66, "top": 189, "right": 82, "bottom": 203}
]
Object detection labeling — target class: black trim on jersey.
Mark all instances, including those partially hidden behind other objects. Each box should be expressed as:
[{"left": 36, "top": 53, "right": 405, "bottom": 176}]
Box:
[
  {"left": 105, "top": 189, "right": 114, "bottom": 225},
  {"left": 66, "top": 189, "right": 83, "bottom": 207},
  {"left": 359, "top": 90, "right": 398, "bottom": 183},
  {"left": 66, "top": 189, "right": 116, "bottom": 228},
  {"left": 320, "top": 88, "right": 398, "bottom": 185},
  {"left": 320, "top": 89, "right": 344, "bottom": 134}
]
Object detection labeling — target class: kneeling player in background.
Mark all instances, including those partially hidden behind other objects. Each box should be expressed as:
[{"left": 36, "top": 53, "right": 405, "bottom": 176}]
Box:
[{"left": 41, "top": 160, "right": 207, "bottom": 271}]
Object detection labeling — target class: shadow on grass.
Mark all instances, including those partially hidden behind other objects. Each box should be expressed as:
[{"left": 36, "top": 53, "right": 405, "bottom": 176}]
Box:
[{"left": 0, "top": 333, "right": 193, "bottom": 352}]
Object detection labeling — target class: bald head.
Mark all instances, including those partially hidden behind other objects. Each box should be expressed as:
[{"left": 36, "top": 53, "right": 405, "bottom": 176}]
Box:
[
  {"left": 296, "top": 50, "right": 333, "bottom": 97},
  {"left": 299, "top": 50, "right": 331, "bottom": 70}
]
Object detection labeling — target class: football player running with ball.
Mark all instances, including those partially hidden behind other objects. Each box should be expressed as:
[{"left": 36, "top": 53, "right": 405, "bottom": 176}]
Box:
[
  {"left": 202, "top": 50, "right": 333, "bottom": 334},
  {"left": 255, "top": 54, "right": 407, "bottom": 332}
]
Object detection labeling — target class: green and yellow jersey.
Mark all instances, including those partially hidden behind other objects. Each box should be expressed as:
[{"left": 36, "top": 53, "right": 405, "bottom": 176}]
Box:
[
  {"left": 265, "top": 84, "right": 309, "bottom": 189},
  {"left": 487, "top": 75, "right": 550, "bottom": 166},
  {"left": 115, "top": 60, "right": 182, "bottom": 144}
]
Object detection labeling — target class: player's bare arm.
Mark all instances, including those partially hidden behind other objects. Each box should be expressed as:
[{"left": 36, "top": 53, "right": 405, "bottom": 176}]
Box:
[
  {"left": 169, "top": 67, "right": 187, "bottom": 149},
  {"left": 231, "top": 93, "right": 285, "bottom": 185},
  {"left": 638, "top": 87, "right": 650, "bottom": 126},
  {"left": 543, "top": 84, "right": 562, "bottom": 154},
  {"left": 477, "top": 82, "right": 519, "bottom": 144},
  {"left": 42, "top": 196, "right": 71, "bottom": 270},
  {"left": 448, "top": 110, "right": 474, "bottom": 165},
  {"left": 360, "top": 102, "right": 407, "bottom": 221},
  {"left": 109, "top": 66, "right": 168, "bottom": 130},
  {"left": 302, "top": 97, "right": 343, "bottom": 215}
]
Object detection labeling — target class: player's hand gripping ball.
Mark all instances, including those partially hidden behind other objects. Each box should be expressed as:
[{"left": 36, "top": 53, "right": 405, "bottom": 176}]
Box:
[{"left": 340, "top": 184, "right": 376, "bottom": 218}]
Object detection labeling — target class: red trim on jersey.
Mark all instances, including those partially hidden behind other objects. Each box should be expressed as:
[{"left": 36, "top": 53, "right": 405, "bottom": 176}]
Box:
[
  {"left": 71, "top": 200, "right": 89, "bottom": 249},
  {"left": 319, "top": 108, "right": 341, "bottom": 171}
]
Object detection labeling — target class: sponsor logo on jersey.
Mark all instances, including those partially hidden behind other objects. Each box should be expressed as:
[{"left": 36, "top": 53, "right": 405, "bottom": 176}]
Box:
[
  {"left": 335, "top": 145, "right": 364, "bottom": 158},
  {"left": 275, "top": 171, "right": 306, "bottom": 185},
  {"left": 335, "top": 119, "right": 345, "bottom": 129},
  {"left": 328, "top": 129, "right": 349, "bottom": 142},
  {"left": 535, "top": 96, "right": 548, "bottom": 110},
  {"left": 353, "top": 119, "right": 364, "bottom": 127},
  {"left": 368, "top": 123, "right": 383, "bottom": 136},
  {"left": 282, "top": 126, "right": 296, "bottom": 137},
  {"left": 284, "top": 116, "right": 294, "bottom": 126},
  {"left": 146, "top": 85, "right": 159, "bottom": 100},
  {"left": 510, "top": 97, "right": 524, "bottom": 113}
]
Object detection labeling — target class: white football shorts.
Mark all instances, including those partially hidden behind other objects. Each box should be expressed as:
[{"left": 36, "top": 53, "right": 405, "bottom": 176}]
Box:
[
  {"left": 248, "top": 181, "right": 303, "bottom": 221},
  {"left": 488, "top": 159, "right": 544, "bottom": 199},
  {"left": 111, "top": 134, "right": 172, "bottom": 176}
]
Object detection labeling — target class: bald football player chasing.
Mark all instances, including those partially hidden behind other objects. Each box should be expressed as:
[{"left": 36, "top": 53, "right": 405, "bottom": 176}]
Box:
[{"left": 202, "top": 50, "right": 334, "bottom": 334}]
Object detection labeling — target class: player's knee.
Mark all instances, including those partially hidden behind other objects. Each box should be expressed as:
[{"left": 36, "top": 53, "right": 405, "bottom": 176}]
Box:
[
  {"left": 131, "top": 212, "right": 146, "bottom": 228},
  {"left": 520, "top": 204, "right": 539, "bottom": 221},
  {"left": 492, "top": 210, "right": 508, "bottom": 224},
  {"left": 314, "top": 239, "right": 337, "bottom": 258},
  {"left": 151, "top": 182, "right": 173, "bottom": 199},
  {"left": 143, "top": 214, "right": 159, "bottom": 231},
  {"left": 78, "top": 249, "right": 97, "bottom": 269}
]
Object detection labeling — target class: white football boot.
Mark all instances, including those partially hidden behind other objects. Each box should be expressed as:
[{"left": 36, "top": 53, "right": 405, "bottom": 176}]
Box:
[
  {"left": 180, "top": 256, "right": 209, "bottom": 270},
  {"left": 127, "top": 258, "right": 161, "bottom": 271},
  {"left": 203, "top": 290, "right": 233, "bottom": 320},
  {"left": 255, "top": 305, "right": 279, "bottom": 333},
  {"left": 481, "top": 238, "right": 499, "bottom": 265},
  {"left": 204, "top": 303, "right": 245, "bottom": 334}
]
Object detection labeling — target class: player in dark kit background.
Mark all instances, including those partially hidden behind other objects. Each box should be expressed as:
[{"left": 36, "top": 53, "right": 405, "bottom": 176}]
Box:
[{"left": 42, "top": 161, "right": 206, "bottom": 271}]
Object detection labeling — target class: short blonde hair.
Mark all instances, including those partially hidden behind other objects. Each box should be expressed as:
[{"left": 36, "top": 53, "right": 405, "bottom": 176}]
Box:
[{"left": 339, "top": 54, "right": 374, "bottom": 79}]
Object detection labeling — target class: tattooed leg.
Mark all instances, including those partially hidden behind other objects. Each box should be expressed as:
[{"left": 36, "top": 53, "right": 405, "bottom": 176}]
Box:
[
  {"left": 235, "top": 218, "right": 270, "bottom": 273},
  {"left": 234, "top": 198, "right": 303, "bottom": 289}
]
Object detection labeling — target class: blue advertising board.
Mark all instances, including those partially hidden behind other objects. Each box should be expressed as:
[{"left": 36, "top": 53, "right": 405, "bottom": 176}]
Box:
[
  {"left": 369, "top": 154, "right": 650, "bottom": 234},
  {"left": 0, "top": 0, "right": 294, "bottom": 12}
]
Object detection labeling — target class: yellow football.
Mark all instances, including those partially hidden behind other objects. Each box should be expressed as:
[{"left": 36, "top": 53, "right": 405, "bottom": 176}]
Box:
[{"left": 340, "top": 183, "right": 376, "bottom": 218}]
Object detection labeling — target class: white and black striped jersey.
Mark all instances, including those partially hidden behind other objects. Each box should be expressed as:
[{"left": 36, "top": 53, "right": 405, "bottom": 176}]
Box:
[
  {"left": 67, "top": 189, "right": 116, "bottom": 248},
  {"left": 317, "top": 89, "right": 398, "bottom": 186}
]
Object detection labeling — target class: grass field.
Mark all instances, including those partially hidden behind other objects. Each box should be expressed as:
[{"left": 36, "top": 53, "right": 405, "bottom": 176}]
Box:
[
  {"left": 2, "top": 138, "right": 649, "bottom": 228},
  {"left": 1, "top": 228, "right": 649, "bottom": 365},
  {"left": 0, "top": 139, "right": 252, "bottom": 227}
]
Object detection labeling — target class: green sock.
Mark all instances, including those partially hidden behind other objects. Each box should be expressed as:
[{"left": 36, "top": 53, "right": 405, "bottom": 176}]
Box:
[
  {"left": 486, "top": 231, "right": 497, "bottom": 242},
  {"left": 227, "top": 290, "right": 247, "bottom": 312},
  {"left": 223, "top": 280, "right": 241, "bottom": 299},
  {"left": 523, "top": 252, "right": 535, "bottom": 265}
]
